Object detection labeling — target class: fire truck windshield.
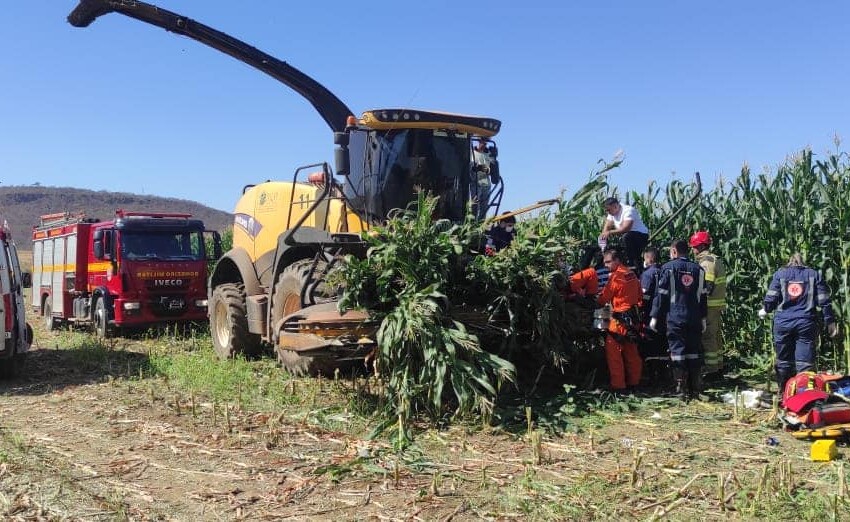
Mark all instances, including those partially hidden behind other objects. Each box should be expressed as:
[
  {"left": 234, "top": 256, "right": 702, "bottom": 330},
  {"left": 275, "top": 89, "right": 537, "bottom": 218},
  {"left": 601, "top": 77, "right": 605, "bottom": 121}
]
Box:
[{"left": 120, "top": 230, "right": 204, "bottom": 261}]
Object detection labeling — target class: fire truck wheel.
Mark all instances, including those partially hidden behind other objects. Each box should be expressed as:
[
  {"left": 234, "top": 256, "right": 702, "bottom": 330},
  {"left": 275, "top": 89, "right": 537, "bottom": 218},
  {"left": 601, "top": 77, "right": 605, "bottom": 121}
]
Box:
[
  {"left": 94, "top": 297, "right": 112, "bottom": 338},
  {"left": 209, "top": 283, "right": 262, "bottom": 359},
  {"left": 43, "top": 299, "right": 56, "bottom": 331}
]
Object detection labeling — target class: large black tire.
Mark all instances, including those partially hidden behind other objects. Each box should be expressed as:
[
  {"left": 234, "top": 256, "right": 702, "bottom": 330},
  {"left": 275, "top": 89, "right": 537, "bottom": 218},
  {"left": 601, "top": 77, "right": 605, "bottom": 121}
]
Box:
[
  {"left": 209, "top": 283, "right": 262, "bottom": 359},
  {"left": 270, "top": 260, "right": 335, "bottom": 376},
  {"left": 94, "top": 297, "right": 111, "bottom": 338},
  {"left": 271, "top": 260, "right": 312, "bottom": 329},
  {"left": 270, "top": 259, "right": 330, "bottom": 331},
  {"left": 43, "top": 298, "right": 55, "bottom": 331},
  {"left": 277, "top": 349, "right": 349, "bottom": 377}
]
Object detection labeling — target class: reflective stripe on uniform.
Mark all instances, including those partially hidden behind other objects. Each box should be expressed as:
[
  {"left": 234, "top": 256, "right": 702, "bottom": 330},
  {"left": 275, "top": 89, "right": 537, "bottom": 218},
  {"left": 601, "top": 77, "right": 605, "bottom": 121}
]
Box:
[
  {"left": 714, "top": 276, "right": 726, "bottom": 284},
  {"left": 668, "top": 270, "right": 677, "bottom": 303},
  {"left": 779, "top": 278, "right": 787, "bottom": 308},
  {"left": 670, "top": 353, "right": 701, "bottom": 361},
  {"left": 707, "top": 298, "right": 726, "bottom": 307},
  {"left": 658, "top": 288, "right": 669, "bottom": 295},
  {"left": 697, "top": 267, "right": 705, "bottom": 299},
  {"left": 766, "top": 289, "right": 779, "bottom": 296},
  {"left": 806, "top": 275, "right": 815, "bottom": 311}
]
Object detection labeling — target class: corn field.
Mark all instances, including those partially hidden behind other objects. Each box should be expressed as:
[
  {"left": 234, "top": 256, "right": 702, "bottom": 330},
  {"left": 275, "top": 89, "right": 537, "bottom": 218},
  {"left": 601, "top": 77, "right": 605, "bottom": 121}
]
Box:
[
  {"left": 599, "top": 148, "right": 850, "bottom": 374},
  {"left": 333, "top": 147, "right": 850, "bottom": 438}
]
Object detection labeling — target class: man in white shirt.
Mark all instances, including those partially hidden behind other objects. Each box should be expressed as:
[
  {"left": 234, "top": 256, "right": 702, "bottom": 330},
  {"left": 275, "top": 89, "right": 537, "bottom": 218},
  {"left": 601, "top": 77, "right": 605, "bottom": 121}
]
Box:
[{"left": 600, "top": 197, "right": 650, "bottom": 274}]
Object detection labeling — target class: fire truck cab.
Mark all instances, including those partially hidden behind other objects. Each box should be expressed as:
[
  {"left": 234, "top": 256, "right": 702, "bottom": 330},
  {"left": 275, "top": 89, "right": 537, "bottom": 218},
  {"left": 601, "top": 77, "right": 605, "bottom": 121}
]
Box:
[
  {"left": 32, "top": 210, "right": 222, "bottom": 336},
  {"left": 0, "top": 220, "right": 33, "bottom": 378}
]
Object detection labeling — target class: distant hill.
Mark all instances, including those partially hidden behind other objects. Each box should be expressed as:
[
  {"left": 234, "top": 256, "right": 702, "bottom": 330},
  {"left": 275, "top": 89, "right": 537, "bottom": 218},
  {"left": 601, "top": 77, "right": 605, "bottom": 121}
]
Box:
[{"left": 0, "top": 186, "right": 233, "bottom": 240}]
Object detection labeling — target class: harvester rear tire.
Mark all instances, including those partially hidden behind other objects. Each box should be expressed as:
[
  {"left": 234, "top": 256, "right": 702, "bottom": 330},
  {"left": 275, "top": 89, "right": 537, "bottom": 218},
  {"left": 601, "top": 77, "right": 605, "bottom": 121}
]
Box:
[{"left": 210, "top": 283, "right": 262, "bottom": 359}]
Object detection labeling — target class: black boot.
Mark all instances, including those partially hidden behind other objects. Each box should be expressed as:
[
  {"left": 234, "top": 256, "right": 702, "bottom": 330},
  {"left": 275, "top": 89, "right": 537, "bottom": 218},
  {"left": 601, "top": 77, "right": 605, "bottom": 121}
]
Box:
[
  {"left": 688, "top": 371, "right": 703, "bottom": 401},
  {"left": 776, "top": 369, "right": 794, "bottom": 403},
  {"left": 672, "top": 367, "right": 688, "bottom": 401}
]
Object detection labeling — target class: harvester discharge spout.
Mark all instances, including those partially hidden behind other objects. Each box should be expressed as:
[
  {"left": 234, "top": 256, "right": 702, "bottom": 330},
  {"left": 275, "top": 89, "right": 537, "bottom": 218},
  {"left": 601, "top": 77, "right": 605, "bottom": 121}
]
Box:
[{"left": 68, "top": 0, "right": 355, "bottom": 133}]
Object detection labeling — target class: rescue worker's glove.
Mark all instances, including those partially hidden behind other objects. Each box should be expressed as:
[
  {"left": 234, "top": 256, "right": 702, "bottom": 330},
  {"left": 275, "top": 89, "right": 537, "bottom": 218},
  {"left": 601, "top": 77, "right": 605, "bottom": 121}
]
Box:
[
  {"left": 701, "top": 318, "right": 707, "bottom": 333},
  {"left": 649, "top": 317, "right": 658, "bottom": 331},
  {"left": 757, "top": 308, "right": 768, "bottom": 320},
  {"left": 828, "top": 322, "right": 839, "bottom": 338}
]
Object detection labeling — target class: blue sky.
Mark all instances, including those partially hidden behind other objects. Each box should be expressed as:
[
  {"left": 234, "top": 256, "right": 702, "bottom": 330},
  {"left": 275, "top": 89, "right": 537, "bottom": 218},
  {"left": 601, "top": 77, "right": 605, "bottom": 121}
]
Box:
[{"left": 2, "top": 2, "right": 848, "bottom": 213}]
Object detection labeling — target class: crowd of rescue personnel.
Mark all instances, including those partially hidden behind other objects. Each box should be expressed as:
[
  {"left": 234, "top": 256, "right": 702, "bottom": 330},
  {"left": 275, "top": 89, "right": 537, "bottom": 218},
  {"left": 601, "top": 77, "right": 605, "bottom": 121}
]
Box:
[{"left": 485, "top": 196, "right": 839, "bottom": 401}]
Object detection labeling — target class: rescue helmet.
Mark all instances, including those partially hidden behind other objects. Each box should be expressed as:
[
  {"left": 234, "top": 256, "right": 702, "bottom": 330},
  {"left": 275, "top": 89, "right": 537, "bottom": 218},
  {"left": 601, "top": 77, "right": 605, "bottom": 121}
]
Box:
[{"left": 689, "top": 230, "right": 712, "bottom": 248}]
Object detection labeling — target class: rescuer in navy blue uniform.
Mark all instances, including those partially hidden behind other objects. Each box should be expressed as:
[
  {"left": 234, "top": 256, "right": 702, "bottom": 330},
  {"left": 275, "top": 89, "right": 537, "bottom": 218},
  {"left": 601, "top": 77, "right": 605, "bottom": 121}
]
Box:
[
  {"left": 639, "top": 246, "right": 665, "bottom": 357},
  {"left": 759, "top": 253, "right": 838, "bottom": 394},
  {"left": 649, "top": 240, "right": 707, "bottom": 400}
]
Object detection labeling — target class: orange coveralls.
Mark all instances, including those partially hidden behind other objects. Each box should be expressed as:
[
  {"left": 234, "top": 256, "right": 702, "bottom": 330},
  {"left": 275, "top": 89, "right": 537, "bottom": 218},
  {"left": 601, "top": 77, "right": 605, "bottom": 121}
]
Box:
[
  {"left": 597, "top": 264, "right": 643, "bottom": 390},
  {"left": 570, "top": 267, "right": 599, "bottom": 297}
]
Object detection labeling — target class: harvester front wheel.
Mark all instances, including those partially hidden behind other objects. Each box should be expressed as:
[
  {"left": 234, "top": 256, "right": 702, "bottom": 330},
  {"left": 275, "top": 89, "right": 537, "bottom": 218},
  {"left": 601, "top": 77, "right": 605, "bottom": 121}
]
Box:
[
  {"left": 271, "top": 260, "right": 325, "bottom": 319},
  {"left": 277, "top": 349, "right": 341, "bottom": 377},
  {"left": 209, "top": 283, "right": 261, "bottom": 359},
  {"left": 272, "top": 260, "right": 340, "bottom": 376}
]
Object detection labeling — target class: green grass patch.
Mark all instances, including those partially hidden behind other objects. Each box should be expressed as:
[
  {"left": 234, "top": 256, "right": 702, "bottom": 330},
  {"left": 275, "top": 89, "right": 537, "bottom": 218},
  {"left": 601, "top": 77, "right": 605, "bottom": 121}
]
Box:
[{"left": 147, "top": 337, "right": 295, "bottom": 407}]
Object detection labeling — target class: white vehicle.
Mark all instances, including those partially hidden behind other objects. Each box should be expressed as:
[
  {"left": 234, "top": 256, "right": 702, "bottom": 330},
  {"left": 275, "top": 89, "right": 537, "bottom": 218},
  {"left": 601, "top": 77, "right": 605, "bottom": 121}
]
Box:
[{"left": 0, "top": 222, "right": 32, "bottom": 378}]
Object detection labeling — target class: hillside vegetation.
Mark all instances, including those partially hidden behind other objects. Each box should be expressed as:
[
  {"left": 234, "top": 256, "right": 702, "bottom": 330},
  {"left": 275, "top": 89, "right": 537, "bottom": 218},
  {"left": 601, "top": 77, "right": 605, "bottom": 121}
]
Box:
[{"left": 0, "top": 185, "right": 233, "bottom": 236}]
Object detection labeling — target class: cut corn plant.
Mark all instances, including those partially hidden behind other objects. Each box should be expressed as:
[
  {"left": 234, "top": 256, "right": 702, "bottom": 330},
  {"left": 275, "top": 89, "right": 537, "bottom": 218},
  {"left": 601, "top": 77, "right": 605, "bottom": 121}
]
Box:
[
  {"left": 332, "top": 161, "right": 619, "bottom": 441},
  {"left": 333, "top": 145, "right": 850, "bottom": 437}
]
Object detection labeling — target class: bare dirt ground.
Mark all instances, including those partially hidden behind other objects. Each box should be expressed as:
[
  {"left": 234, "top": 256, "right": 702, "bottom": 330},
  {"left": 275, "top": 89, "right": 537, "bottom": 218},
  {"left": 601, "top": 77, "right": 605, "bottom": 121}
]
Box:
[{"left": 2, "top": 319, "right": 849, "bottom": 521}]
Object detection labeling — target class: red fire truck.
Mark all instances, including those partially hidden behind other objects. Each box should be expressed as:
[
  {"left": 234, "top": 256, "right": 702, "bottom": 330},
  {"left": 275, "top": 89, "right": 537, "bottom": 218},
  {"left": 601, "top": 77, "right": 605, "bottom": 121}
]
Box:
[{"left": 32, "top": 210, "right": 222, "bottom": 336}]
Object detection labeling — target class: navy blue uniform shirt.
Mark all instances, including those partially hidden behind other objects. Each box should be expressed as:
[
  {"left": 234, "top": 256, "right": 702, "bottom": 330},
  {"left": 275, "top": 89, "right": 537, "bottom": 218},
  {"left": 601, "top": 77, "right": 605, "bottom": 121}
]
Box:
[{"left": 650, "top": 257, "right": 707, "bottom": 325}]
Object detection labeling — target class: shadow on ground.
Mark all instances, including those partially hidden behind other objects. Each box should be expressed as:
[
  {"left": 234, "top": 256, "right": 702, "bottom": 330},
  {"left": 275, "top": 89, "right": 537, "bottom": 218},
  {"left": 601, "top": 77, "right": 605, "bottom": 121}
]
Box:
[{"left": 0, "top": 346, "right": 151, "bottom": 396}]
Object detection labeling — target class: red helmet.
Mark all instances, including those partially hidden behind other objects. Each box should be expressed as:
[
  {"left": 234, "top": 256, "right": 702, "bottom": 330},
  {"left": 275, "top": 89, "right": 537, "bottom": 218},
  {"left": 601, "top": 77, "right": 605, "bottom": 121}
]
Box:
[{"left": 689, "top": 230, "right": 712, "bottom": 248}]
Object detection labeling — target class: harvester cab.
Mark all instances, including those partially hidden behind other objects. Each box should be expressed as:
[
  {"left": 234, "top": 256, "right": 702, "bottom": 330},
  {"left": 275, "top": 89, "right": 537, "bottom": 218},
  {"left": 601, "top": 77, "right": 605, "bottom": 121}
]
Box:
[
  {"left": 337, "top": 113, "right": 503, "bottom": 224},
  {"left": 67, "top": 0, "right": 507, "bottom": 374}
]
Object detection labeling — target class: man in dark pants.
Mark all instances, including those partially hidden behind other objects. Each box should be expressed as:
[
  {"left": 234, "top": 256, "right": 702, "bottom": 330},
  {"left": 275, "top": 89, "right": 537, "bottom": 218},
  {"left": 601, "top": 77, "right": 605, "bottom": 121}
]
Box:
[
  {"left": 650, "top": 240, "right": 707, "bottom": 400},
  {"left": 760, "top": 253, "right": 838, "bottom": 395},
  {"left": 600, "top": 197, "right": 649, "bottom": 275},
  {"left": 639, "top": 247, "right": 664, "bottom": 355}
]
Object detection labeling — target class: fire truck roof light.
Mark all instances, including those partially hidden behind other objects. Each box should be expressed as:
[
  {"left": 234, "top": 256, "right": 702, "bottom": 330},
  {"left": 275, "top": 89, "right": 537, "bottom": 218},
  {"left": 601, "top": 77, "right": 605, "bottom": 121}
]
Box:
[{"left": 35, "top": 212, "right": 88, "bottom": 230}]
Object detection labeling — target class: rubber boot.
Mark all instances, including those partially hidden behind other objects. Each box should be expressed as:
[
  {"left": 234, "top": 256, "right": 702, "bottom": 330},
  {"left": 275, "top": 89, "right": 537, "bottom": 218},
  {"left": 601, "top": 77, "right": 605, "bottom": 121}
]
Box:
[
  {"left": 688, "top": 371, "right": 703, "bottom": 401},
  {"left": 776, "top": 369, "right": 795, "bottom": 404},
  {"left": 672, "top": 367, "right": 688, "bottom": 401}
]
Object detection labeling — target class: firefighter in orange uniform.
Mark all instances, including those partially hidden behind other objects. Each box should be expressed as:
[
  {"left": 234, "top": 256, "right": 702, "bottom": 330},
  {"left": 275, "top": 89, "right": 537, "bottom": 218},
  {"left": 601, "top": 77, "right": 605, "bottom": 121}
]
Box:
[
  {"left": 597, "top": 248, "right": 643, "bottom": 391},
  {"left": 570, "top": 245, "right": 601, "bottom": 297}
]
